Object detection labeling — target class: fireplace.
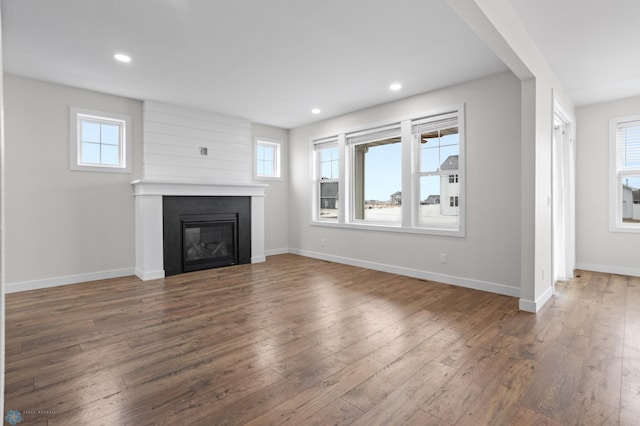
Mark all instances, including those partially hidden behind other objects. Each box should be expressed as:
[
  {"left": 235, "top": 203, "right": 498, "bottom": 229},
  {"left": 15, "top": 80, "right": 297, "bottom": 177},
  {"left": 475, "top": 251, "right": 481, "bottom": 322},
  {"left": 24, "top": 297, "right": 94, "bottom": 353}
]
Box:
[
  {"left": 182, "top": 213, "right": 237, "bottom": 272},
  {"left": 131, "top": 180, "right": 265, "bottom": 281},
  {"left": 163, "top": 196, "right": 251, "bottom": 276}
]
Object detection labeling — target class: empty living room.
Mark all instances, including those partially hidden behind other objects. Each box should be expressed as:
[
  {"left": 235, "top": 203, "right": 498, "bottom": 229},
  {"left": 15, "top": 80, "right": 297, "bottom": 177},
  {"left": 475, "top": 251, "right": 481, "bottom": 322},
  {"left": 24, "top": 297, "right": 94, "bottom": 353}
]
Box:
[{"left": 1, "top": 0, "right": 640, "bottom": 425}]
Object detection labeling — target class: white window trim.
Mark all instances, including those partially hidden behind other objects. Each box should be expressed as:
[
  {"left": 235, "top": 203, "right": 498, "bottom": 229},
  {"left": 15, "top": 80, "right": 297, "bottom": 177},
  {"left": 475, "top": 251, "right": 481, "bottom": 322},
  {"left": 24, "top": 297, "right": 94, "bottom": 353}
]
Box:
[
  {"left": 310, "top": 104, "right": 465, "bottom": 237},
  {"left": 609, "top": 115, "right": 640, "bottom": 233},
  {"left": 69, "top": 106, "right": 132, "bottom": 173},
  {"left": 347, "top": 124, "right": 403, "bottom": 225},
  {"left": 254, "top": 137, "right": 283, "bottom": 180},
  {"left": 312, "top": 135, "right": 343, "bottom": 223}
]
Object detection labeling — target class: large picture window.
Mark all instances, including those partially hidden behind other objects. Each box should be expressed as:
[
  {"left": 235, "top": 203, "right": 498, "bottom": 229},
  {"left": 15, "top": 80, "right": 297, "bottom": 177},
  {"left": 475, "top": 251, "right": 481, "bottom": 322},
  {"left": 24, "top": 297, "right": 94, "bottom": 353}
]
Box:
[
  {"left": 610, "top": 116, "right": 640, "bottom": 232},
  {"left": 347, "top": 125, "right": 402, "bottom": 224},
  {"left": 311, "top": 105, "right": 465, "bottom": 236}
]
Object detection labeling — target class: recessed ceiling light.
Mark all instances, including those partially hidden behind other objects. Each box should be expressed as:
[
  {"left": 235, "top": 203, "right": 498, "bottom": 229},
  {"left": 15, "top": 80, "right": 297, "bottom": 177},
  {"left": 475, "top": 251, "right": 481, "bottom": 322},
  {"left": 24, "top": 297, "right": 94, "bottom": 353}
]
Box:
[
  {"left": 312, "top": 108, "right": 321, "bottom": 114},
  {"left": 390, "top": 83, "right": 402, "bottom": 91},
  {"left": 114, "top": 53, "right": 132, "bottom": 63}
]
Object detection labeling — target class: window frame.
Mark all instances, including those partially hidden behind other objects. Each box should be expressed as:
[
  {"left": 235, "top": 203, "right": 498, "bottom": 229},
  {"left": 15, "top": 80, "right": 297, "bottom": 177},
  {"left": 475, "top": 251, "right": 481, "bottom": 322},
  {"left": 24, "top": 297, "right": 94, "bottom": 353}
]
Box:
[
  {"left": 254, "top": 137, "right": 283, "bottom": 180},
  {"left": 609, "top": 115, "right": 640, "bottom": 233},
  {"left": 69, "top": 106, "right": 132, "bottom": 173},
  {"left": 346, "top": 124, "right": 403, "bottom": 225},
  {"left": 413, "top": 110, "right": 464, "bottom": 234},
  {"left": 310, "top": 104, "right": 465, "bottom": 237},
  {"left": 313, "top": 136, "right": 342, "bottom": 222}
]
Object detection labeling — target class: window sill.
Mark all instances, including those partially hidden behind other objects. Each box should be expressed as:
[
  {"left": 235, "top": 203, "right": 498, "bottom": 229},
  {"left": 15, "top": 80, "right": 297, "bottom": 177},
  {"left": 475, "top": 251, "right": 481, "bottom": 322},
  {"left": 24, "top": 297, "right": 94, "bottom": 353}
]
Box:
[
  {"left": 311, "top": 220, "right": 465, "bottom": 237},
  {"left": 254, "top": 175, "right": 284, "bottom": 182},
  {"left": 70, "top": 164, "right": 131, "bottom": 173},
  {"left": 609, "top": 224, "right": 640, "bottom": 234}
]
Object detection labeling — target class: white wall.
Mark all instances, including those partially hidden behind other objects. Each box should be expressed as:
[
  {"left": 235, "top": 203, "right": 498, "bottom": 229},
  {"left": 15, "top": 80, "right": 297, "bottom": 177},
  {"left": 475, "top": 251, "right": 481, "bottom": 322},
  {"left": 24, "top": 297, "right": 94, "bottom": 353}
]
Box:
[
  {"left": 4, "top": 75, "right": 143, "bottom": 290},
  {"left": 576, "top": 96, "right": 640, "bottom": 277},
  {"left": 0, "top": 7, "right": 6, "bottom": 414},
  {"left": 3, "top": 76, "right": 291, "bottom": 291},
  {"left": 251, "top": 123, "right": 290, "bottom": 255},
  {"left": 142, "top": 101, "right": 251, "bottom": 183},
  {"left": 289, "top": 72, "right": 522, "bottom": 296},
  {"left": 449, "top": 0, "right": 576, "bottom": 311}
]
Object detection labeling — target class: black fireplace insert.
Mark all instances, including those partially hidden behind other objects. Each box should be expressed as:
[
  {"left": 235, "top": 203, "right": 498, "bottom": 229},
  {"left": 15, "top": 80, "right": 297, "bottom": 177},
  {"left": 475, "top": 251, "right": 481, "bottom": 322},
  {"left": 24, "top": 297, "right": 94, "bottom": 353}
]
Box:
[{"left": 163, "top": 196, "right": 251, "bottom": 276}]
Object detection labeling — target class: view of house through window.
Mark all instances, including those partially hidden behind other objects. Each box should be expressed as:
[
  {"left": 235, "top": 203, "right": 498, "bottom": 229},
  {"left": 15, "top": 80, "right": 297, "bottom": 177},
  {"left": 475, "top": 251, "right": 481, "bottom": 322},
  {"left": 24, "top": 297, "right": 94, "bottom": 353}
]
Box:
[
  {"left": 317, "top": 142, "right": 339, "bottom": 219},
  {"left": 312, "top": 106, "right": 464, "bottom": 236},
  {"left": 415, "top": 114, "right": 460, "bottom": 227},
  {"left": 611, "top": 116, "right": 640, "bottom": 230}
]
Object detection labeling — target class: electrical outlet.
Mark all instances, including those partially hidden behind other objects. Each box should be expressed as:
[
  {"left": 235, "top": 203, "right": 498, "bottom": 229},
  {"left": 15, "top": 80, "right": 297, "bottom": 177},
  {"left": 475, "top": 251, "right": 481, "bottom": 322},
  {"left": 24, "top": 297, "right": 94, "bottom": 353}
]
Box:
[
  {"left": 320, "top": 238, "right": 326, "bottom": 247},
  {"left": 440, "top": 253, "right": 447, "bottom": 264}
]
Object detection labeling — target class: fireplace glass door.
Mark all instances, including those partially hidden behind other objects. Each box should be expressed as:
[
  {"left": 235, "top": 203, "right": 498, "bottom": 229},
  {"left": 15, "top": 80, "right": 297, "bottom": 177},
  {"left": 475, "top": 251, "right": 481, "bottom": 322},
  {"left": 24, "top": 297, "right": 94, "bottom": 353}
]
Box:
[{"left": 181, "top": 214, "right": 238, "bottom": 272}]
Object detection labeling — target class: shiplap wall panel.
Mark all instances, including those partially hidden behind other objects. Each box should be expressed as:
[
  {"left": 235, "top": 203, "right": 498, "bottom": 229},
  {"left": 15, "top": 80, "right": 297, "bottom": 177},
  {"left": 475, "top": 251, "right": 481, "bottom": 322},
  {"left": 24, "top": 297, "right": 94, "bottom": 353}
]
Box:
[
  {"left": 143, "top": 101, "right": 252, "bottom": 183},
  {"left": 143, "top": 129, "right": 250, "bottom": 150},
  {"left": 144, "top": 144, "right": 249, "bottom": 161},
  {"left": 143, "top": 165, "right": 251, "bottom": 183},
  {"left": 144, "top": 153, "right": 250, "bottom": 171}
]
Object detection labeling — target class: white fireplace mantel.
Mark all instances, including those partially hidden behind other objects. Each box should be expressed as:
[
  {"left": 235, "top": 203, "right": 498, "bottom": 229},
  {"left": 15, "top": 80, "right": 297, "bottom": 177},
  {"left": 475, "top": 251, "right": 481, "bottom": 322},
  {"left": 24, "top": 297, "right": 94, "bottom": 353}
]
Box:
[{"left": 132, "top": 180, "right": 267, "bottom": 280}]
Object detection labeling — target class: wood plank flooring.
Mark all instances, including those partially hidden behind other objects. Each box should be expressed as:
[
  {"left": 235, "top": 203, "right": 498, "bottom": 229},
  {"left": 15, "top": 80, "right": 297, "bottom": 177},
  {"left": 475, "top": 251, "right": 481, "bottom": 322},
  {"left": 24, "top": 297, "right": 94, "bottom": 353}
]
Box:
[{"left": 4, "top": 254, "right": 640, "bottom": 425}]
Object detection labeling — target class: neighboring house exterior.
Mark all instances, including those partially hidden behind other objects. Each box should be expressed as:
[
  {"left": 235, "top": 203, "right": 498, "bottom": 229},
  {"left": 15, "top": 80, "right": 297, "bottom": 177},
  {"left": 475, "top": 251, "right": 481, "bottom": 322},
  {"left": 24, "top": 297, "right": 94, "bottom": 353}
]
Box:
[
  {"left": 390, "top": 191, "right": 402, "bottom": 205},
  {"left": 440, "top": 155, "right": 459, "bottom": 216},
  {"left": 424, "top": 195, "right": 441, "bottom": 205},
  {"left": 622, "top": 185, "right": 640, "bottom": 221},
  {"left": 623, "top": 185, "right": 634, "bottom": 219}
]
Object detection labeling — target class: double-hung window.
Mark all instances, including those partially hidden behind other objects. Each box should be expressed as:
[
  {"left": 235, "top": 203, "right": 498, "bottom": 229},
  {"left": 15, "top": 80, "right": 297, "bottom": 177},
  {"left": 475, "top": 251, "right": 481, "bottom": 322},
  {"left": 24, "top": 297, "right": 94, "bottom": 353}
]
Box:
[
  {"left": 610, "top": 116, "right": 640, "bottom": 232},
  {"left": 70, "top": 107, "right": 132, "bottom": 173},
  {"left": 413, "top": 112, "right": 461, "bottom": 230},
  {"left": 315, "top": 137, "right": 340, "bottom": 220},
  {"left": 311, "top": 105, "right": 465, "bottom": 236}
]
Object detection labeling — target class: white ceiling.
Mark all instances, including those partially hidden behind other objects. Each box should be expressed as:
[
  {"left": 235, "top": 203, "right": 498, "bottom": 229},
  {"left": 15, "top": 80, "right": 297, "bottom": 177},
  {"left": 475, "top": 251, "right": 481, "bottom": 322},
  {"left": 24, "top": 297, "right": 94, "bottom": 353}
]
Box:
[
  {"left": 510, "top": 0, "right": 640, "bottom": 106},
  {"left": 1, "top": 0, "right": 507, "bottom": 129},
  {"left": 2, "top": 1, "right": 638, "bottom": 129}
]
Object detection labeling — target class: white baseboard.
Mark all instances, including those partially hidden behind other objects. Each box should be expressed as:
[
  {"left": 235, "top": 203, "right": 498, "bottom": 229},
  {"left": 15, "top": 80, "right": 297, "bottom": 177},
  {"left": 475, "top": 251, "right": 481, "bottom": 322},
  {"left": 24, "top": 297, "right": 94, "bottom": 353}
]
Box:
[
  {"left": 135, "top": 268, "right": 164, "bottom": 281},
  {"left": 265, "top": 248, "right": 290, "bottom": 256},
  {"left": 519, "top": 285, "right": 553, "bottom": 313},
  {"left": 576, "top": 262, "right": 640, "bottom": 278},
  {"left": 5, "top": 267, "right": 136, "bottom": 294},
  {"left": 251, "top": 255, "right": 267, "bottom": 263},
  {"left": 289, "top": 248, "right": 521, "bottom": 298}
]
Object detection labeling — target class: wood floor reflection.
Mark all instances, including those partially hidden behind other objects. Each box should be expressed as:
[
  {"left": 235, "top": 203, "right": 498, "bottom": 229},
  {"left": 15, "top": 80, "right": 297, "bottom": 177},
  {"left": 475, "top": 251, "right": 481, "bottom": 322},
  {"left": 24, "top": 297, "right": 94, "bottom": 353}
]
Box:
[{"left": 4, "top": 254, "right": 639, "bottom": 425}]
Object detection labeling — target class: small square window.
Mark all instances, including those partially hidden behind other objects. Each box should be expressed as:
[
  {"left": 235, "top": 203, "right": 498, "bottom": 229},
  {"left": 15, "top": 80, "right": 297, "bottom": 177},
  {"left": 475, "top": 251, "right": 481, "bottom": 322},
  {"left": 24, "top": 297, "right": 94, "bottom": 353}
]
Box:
[
  {"left": 255, "top": 138, "right": 282, "bottom": 179},
  {"left": 70, "top": 107, "right": 132, "bottom": 173}
]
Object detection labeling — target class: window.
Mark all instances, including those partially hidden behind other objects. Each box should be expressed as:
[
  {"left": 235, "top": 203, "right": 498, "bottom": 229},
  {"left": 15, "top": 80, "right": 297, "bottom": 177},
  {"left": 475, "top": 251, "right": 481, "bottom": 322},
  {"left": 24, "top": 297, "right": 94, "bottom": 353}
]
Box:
[
  {"left": 315, "top": 138, "right": 340, "bottom": 220},
  {"left": 255, "top": 138, "right": 282, "bottom": 179},
  {"left": 347, "top": 125, "right": 402, "bottom": 223},
  {"left": 414, "top": 112, "right": 461, "bottom": 229},
  {"left": 311, "top": 105, "right": 465, "bottom": 236},
  {"left": 70, "top": 107, "right": 132, "bottom": 173},
  {"left": 610, "top": 116, "right": 640, "bottom": 232}
]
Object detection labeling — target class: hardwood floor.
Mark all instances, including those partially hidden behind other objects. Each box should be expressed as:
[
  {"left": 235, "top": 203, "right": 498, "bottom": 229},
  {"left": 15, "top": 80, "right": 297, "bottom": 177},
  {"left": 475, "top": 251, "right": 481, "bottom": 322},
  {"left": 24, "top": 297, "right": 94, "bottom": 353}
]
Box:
[{"left": 4, "top": 254, "right": 640, "bottom": 425}]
